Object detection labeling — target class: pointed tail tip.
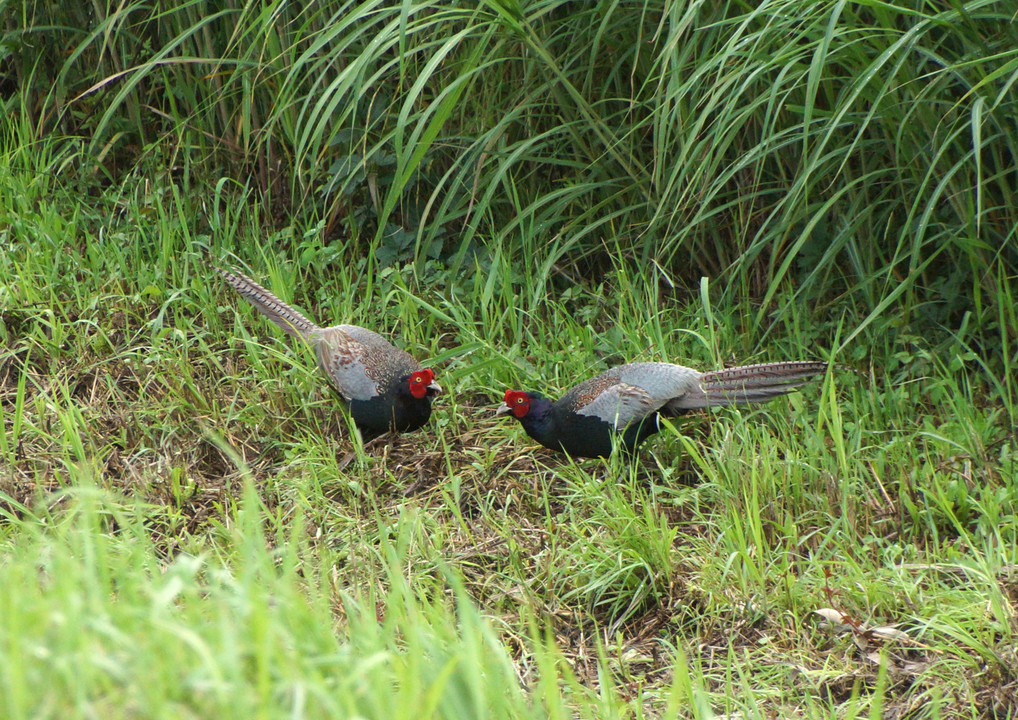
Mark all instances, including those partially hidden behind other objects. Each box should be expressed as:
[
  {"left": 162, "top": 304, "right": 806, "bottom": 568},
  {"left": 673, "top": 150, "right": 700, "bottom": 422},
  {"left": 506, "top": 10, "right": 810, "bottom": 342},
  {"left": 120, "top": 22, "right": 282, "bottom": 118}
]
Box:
[{"left": 213, "top": 265, "right": 243, "bottom": 281}]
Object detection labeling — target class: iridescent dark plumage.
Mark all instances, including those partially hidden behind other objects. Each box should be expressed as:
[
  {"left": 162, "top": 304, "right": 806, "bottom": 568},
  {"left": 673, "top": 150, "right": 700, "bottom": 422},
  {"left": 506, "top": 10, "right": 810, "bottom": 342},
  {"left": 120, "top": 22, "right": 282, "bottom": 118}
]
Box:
[
  {"left": 216, "top": 267, "right": 441, "bottom": 438},
  {"left": 497, "top": 361, "right": 829, "bottom": 458}
]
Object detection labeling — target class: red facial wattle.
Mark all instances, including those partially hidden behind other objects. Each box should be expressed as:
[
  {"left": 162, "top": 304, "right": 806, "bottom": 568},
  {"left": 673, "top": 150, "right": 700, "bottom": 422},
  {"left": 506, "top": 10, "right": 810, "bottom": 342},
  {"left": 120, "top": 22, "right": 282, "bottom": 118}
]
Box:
[
  {"left": 503, "top": 390, "right": 530, "bottom": 418},
  {"left": 409, "top": 368, "right": 435, "bottom": 399}
]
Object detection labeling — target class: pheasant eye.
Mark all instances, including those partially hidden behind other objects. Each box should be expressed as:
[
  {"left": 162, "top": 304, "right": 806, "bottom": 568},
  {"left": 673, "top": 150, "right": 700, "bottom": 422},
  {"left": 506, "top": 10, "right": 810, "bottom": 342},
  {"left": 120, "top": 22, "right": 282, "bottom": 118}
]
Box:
[{"left": 516, "top": 397, "right": 525, "bottom": 404}]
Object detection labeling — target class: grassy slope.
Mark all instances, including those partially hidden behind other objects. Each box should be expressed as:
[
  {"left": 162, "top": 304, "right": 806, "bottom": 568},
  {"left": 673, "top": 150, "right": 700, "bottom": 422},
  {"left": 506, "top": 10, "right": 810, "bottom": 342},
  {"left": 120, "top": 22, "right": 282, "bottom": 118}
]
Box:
[{"left": 1, "top": 129, "right": 1016, "bottom": 719}]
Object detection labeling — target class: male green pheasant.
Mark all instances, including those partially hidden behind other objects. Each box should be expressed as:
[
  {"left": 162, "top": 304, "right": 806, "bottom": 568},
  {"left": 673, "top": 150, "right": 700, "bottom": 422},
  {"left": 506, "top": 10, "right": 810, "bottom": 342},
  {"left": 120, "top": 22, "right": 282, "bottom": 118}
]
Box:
[
  {"left": 496, "top": 361, "right": 828, "bottom": 457},
  {"left": 217, "top": 267, "right": 441, "bottom": 438}
]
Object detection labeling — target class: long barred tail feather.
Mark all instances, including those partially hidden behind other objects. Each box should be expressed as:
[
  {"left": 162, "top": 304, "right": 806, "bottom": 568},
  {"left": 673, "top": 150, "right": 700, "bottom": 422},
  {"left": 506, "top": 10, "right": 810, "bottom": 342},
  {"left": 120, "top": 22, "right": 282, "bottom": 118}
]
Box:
[
  {"left": 216, "top": 267, "right": 320, "bottom": 339},
  {"left": 666, "top": 360, "right": 830, "bottom": 410},
  {"left": 699, "top": 361, "right": 830, "bottom": 406}
]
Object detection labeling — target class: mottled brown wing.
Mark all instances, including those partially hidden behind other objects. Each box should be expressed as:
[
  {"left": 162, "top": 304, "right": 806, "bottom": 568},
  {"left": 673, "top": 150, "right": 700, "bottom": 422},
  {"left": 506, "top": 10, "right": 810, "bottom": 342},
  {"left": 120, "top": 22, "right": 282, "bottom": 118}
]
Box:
[
  {"left": 312, "top": 326, "right": 381, "bottom": 401},
  {"left": 313, "top": 324, "right": 421, "bottom": 401},
  {"left": 573, "top": 381, "right": 657, "bottom": 431},
  {"left": 557, "top": 367, "right": 623, "bottom": 412},
  {"left": 336, "top": 324, "right": 421, "bottom": 386}
]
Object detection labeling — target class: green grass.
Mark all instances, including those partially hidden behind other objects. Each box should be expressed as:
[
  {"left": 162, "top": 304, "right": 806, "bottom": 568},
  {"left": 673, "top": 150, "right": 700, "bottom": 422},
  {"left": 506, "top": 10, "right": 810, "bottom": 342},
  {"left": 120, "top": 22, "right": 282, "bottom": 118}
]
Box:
[
  {"left": 2, "top": 118, "right": 1017, "bottom": 718},
  {"left": 7, "top": 0, "right": 1018, "bottom": 353},
  {"left": 3, "top": 1, "right": 1018, "bottom": 717}
]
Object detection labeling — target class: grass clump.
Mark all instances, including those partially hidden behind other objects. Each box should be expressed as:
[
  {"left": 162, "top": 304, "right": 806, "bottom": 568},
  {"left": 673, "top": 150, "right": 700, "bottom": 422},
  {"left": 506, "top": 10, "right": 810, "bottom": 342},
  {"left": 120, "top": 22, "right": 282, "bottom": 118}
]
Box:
[
  {"left": 0, "top": 485, "right": 559, "bottom": 720},
  {"left": 5, "top": 0, "right": 1018, "bottom": 363}
]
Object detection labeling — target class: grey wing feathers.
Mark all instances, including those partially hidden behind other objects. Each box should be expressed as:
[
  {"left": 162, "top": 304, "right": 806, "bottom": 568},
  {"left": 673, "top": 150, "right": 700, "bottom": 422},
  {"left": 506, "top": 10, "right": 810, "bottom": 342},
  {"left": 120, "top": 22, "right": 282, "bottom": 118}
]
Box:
[
  {"left": 575, "top": 382, "right": 657, "bottom": 431},
  {"left": 667, "top": 360, "right": 828, "bottom": 411},
  {"left": 313, "top": 327, "right": 380, "bottom": 400},
  {"left": 216, "top": 267, "right": 320, "bottom": 339},
  {"left": 574, "top": 362, "right": 701, "bottom": 430}
]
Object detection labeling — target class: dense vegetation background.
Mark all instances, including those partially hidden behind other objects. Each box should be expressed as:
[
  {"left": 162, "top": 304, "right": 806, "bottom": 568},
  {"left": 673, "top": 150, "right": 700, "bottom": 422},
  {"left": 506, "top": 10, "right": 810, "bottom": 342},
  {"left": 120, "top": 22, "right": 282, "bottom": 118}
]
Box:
[{"left": 1, "top": 1, "right": 1016, "bottom": 718}]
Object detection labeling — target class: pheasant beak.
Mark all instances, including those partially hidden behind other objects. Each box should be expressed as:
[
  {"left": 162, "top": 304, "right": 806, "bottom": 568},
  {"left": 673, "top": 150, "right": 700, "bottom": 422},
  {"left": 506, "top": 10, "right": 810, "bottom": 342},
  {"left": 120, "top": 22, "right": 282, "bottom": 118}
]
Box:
[
  {"left": 495, "top": 402, "right": 512, "bottom": 417},
  {"left": 427, "top": 380, "right": 443, "bottom": 395}
]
